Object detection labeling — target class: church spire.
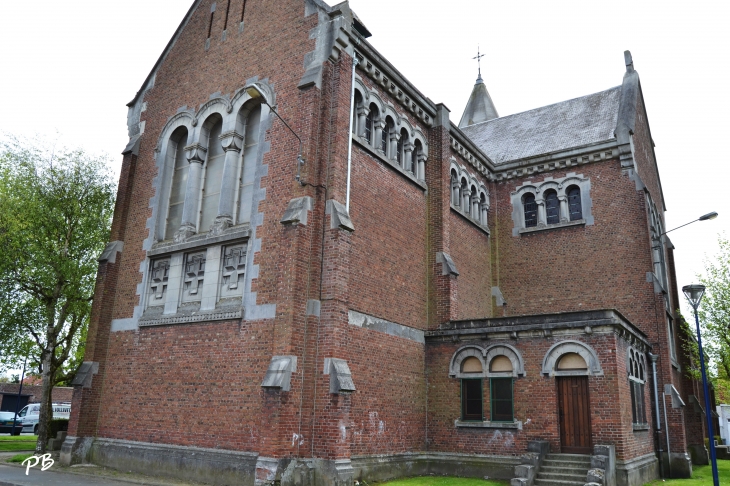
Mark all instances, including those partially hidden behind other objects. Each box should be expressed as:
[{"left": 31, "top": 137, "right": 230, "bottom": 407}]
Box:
[{"left": 459, "top": 47, "right": 498, "bottom": 128}]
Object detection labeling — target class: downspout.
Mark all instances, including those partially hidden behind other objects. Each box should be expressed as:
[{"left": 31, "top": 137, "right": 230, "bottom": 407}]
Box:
[
  {"left": 346, "top": 56, "right": 359, "bottom": 211},
  {"left": 649, "top": 352, "right": 664, "bottom": 478},
  {"left": 663, "top": 389, "right": 672, "bottom": 478}
]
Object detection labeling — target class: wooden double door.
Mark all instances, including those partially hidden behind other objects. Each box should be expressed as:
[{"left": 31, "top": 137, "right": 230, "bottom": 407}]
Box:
[{"left": 557, "top": 376, "right": 592, "bottom": 454}]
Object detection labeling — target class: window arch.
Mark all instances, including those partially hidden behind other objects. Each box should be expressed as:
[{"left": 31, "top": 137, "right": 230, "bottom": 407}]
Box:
[
  {"left": 397, "top": 128, "right": 408, "bottom": 166},
  {"left": 568, "top": 185, "right": 582, "bottom": 221},
  {"left": 542, "top": 340, "right": 603, "bottom": 376},
  {"left": 628, "top": 348, "right": 647, "bottom": 425},
  {"left": 545, "top": 189, "right": 559, "bottom": 225},
  {"left": 450, "top": 170, "right": 460, "bottom": 206},
  {"left": 523, "top": 193, "right": 537, "bottom": 228},
  {"left": 164, "top": 126, "right": 190, "bottom": 240}
]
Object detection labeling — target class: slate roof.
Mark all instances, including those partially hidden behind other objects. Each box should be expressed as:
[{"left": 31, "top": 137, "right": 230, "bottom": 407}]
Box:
[{"left": 461, "top": 86, "right": 622, "bottom": 165}]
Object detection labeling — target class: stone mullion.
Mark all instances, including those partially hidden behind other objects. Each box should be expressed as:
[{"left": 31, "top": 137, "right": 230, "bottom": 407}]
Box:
[
  {"left": 175, "top": 144, "right": 207, "bottom": 242},
  {"left": 559, "top": 195, "right": 569, "bottom": 223},
  {"left": 403, "top": 141, "right": 414, "bottom": 172},
  {"left": 480, "top": 202, "right": 489, "bottom": 226},
  {"left": 213, "top": 131, "right": 244, "bottom": 234}
]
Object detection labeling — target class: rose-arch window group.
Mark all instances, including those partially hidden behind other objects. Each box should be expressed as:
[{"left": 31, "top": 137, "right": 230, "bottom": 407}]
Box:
[
  {"left": 450, "top": 168, "right": 489, "bottom": 227},
  {"left": 522, "top": 186, "right": 582, "bottom": 229},
  {"left": 353, "top": 89, "right": 427, "bottom": 182}
]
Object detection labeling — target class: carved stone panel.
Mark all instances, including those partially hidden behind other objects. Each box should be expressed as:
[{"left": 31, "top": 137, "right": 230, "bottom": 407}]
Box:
[
  {"left": 220, "top": 245, "right": 247, "bottom": 299},
  {"left": 147, "top": 258, "right": 170, "bottom": 307},
  {"left": 182, "top": 252, "right": 206, "bottom": 303}
]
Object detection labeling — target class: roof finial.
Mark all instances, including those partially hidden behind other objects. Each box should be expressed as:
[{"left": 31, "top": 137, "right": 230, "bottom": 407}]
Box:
[{"left": 473, "top": 46, "right": 485, "bottom": 83}]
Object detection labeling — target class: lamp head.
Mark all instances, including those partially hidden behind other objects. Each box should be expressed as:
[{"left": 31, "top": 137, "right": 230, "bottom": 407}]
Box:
[
  {"left": 699, "top": 211, "right": 718, "bottom": 221},
  {"left": 682, "top": 284, "right": 706, "bottom": 310}
]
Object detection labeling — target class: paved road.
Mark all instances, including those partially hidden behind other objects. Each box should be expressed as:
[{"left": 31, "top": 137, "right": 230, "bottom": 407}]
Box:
[
  {"left": 0, "top": 462, "right": 197, "bottom": 486},
  {"left": 0, "top": 463, "right": 140, "bottom": 486}
]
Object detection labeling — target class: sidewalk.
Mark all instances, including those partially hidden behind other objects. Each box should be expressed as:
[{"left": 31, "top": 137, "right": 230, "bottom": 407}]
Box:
[{"left": 0, "top": 461, "right": 210, "bottom": 486}]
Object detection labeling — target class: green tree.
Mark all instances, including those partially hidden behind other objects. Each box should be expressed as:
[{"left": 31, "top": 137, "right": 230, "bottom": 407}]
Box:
[
  {"left": 696, "top": 234, "right": 730, "bottom": 396},
  {"left": 0, "top": 136, "right": 115, "bottom": 452}
]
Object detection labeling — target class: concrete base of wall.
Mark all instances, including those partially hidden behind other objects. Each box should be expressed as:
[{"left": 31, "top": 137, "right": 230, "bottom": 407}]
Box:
[
  {"left": 84, "top": 438, "right": 258, "bottom": 486},
  {"left": 687, "top": 443, "right": 709, "bottom": 465},
  {"left": 351, "top": 452, "right": 520, "bottom": 483},
  {"left": 615, "top": 453, "right": 658, "bottom": 486},
  {"left": 657, "top": 451, "right": 692, "bottom": 479}
]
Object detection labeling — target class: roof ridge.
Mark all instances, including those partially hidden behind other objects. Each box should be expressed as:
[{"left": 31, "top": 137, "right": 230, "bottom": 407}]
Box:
[{"left": 463, "top": 85, "right": 622, "bottom": 129}]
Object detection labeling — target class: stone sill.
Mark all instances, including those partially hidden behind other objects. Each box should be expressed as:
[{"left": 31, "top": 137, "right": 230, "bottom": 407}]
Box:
[
  {"left": 455, "top": 420, "right": 520, "bottom": 429},
  {"left": 450, "top": 205, "right": 490, "bottom": 235},
  {"left": 139, "top": 308, "right": 243, "bottom": 327},
  {"left": 519, "top": 219, "right": 585, "bottom": 235},
  {"left": 352, "top": 136, "right": 428, "bottom": 191},
  {"left": 149, "top": 225, "right": 250, "bottom": 257},
  {"left": 633, "top": 423, "right": 650, "bottom": 431}
]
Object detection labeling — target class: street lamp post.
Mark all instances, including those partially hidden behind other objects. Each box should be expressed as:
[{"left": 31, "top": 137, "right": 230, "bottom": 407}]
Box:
[{"left": 682, "top": 284, "right": 719, "bottom": 486}]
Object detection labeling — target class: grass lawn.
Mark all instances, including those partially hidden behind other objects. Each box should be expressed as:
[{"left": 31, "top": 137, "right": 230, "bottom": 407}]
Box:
[
  {"left": 373, "top": 477, "right": 507, "bottom": 486},
  {"left": 644, "top": 459, "right": 730, "bottom": 485},
  {"left": 0, "top": 435, "right": 37, "bottom": 452},
  {"left": 7, "top": 453, "right": 34, "bottom": 463}
]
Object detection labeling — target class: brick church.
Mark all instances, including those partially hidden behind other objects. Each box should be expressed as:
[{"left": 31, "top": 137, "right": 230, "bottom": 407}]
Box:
[{"left": 61, "top": 1, "right": 711, "bottom": 485}]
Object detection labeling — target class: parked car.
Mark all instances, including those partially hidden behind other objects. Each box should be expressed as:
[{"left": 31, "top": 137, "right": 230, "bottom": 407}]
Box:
[
  {"left": 15, "top": 403, "right": 71, "bottom": 434},
  {"left": 0, "top": 411, "right": 23, "bottom": 435}
]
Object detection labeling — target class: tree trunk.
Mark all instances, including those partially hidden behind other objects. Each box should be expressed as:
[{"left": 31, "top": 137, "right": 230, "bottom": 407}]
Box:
[{"left": 35, "top": 350, "right": 53, "bottom": 454}]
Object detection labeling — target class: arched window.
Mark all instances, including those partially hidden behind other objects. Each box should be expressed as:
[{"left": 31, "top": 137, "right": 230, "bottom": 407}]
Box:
[
  {"left": 199, "top": 116, "right": 225, "bottom": 232},
  {"left": 364, "top": 106, "right": 375, "bottom": 144},
  {"left": 237, "top": 105, "right": 261, "bottom": 225},
  {"left": 165, "top": 127, "right": 189, "bottom": 240},
  {"left": 523, "top": 193, "right": 537, "bottom": 227},
  {"left": 352, "top": 91, "right": 363, "bottom": 135},
  {"left": 382, "top": 119, "right": 390, "bottom": 154},
  {"left": 480, "top": 192, "right": 488, "bottom": 226},
  {"left": 461, "top": 357, "right": 483, "bottom": 421},
  {"left": 411, "top": 140, "right": 421, "bottom": 175},
  {"left": 397, "top": 128, "right": 407, "bottom": 165},
  {"left": 557, "top": 353, "right": 588, "bottom": 370},
  {"left": 629, "top": 349, "right": 647, "bottom": 425},
  {"left": 451, "top": 170, "right": 459, "bottom": 206},
  {"left": 545, "top": 190, "right": 559, "bottom": 224},
  {"left": 568, "top": 186, "right": 582, "bottom": 221},
  {"left": 489, "top": 354, "right": 514, "bottom": 422}
]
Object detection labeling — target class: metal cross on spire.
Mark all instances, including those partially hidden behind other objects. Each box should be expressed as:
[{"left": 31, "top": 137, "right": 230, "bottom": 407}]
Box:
[{"left": 473, "top": 46, "right": 485, "bottom": 78}]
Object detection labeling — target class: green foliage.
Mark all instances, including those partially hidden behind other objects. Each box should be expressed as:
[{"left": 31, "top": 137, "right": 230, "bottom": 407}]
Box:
[
  {"left": 696, "top": 234, "right": 730, "bottom": 390},
  {"left": 48, "top": 418, "right": 69, "bottom": 438},
  {"left": 8, "top": 453, "right": 34, "bottom": 463},
  {"left": 0, "top": 135, "right": 116, "bottom": 450},
  {"left": 644, "top": 458, "right": 730, "bottom": 485},
  {"left": 0, "top": 436, "right": 36, "bottom": 452}
]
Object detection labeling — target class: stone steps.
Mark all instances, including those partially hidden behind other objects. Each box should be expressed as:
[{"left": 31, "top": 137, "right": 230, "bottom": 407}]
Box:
[{"left": 534, "top": 453, "right": 591, "bottom": 486}]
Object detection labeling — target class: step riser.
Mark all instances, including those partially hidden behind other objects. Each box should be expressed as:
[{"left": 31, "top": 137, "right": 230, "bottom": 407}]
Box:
[{"left": 536, "top": 453, "right": 590, "bottom": 486}]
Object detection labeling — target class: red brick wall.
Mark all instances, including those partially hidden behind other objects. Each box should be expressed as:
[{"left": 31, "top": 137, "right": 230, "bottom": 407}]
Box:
[{"left": 449, "top": 212, "right": 492, "bottom": 320}]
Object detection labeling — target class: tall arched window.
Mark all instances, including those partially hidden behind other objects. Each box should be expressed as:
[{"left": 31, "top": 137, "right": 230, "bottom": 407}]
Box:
[
  {"left": 523, "top": 193, "right": 537, "bottom": 227},
  {"left": 165, "top": 127, "right": 189, "bottom": 240},
  {"left": 237, "top": 105, "right": 261, "bottom": 225},
  {"left": 451, "top": 170, "right": 459, "bottom": 206},
  {"left": 364, "top": 106, "right": 375, "bottom": 144},
  {"left": 629, "top": 349, "right": 647, "bottom": 425},
  {"left": 411, "top": 140, "right": 422, "bottom": 175},
  {"left": 199, "top": 116, "right": 225, "bottom": 232},
  {"left": 397, "top": 128, "right": 407, "bottom": 165},
  {"left": 545, "top": 190, "right": 559, "bottom": 224},
  {"left": 352, "top": 92, "right": 363, "bottom": 135},
  {"left": 489, "top": 356, "right": 514, "bottom": 422},
  {"left": 568, "top": 186, "right": 582, "bottom": 221},
  {"left": 480, "top": 192, "right": 488, "bottom": 226},
  {"left": 461, "top": 357, "right": 483, "bottom": 422},
  {"left": 382, "top": 119, "right": 390, "bottom": 154}
]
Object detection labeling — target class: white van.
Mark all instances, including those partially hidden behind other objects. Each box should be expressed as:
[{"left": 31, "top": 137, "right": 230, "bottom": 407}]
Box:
[{"left": 15, "top": 403, "right": 71, "bottom": 434}]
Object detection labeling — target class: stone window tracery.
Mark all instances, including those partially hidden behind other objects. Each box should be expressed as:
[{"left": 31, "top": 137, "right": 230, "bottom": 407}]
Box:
[{"left": 628, "top": 348, "right": 647, "bottom": 425}]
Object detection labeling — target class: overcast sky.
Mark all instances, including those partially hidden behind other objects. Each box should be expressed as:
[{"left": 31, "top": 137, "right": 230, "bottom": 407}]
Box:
[{"left": 0, "top": 0, "right": 728, "bottom": 334}]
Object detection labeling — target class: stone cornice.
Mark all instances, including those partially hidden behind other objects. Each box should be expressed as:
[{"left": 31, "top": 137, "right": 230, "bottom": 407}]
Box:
[
  {"left": 449, "top": 128, "right": 495, "bottom": 180},
  {"left": 492, "top": 140, "right": 619, "bottom": 181},
  {"left": 353, "top": 38, "right": 436, "bottom": 128},
  {"left": 426, "top": 309, "right": 651, "bottom": 350}
]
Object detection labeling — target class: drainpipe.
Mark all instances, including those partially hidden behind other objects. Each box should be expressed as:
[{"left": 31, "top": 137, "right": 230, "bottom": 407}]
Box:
[
  {"left": 648, "top": 353, "right": 664, "bottom": 478},
  {"left": 346, "top": 56, "right": 359, "bottom": 212},
  {"left": 663, "top": 389, "right": 672, "bottom": 478}
]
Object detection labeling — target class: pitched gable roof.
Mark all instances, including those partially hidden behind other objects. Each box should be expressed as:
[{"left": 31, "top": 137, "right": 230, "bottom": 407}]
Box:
[{"left": 461, "top": 86, "right": 621, "bottom": 164}]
